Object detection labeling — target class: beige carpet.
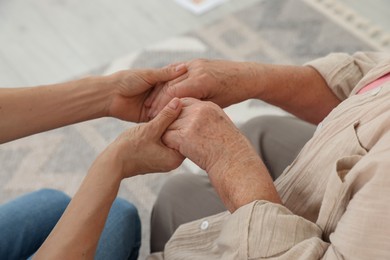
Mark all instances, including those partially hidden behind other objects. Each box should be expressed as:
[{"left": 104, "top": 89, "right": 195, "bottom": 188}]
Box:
[{"left": 0, "top": 0, "right": 379, "bottom": 258}]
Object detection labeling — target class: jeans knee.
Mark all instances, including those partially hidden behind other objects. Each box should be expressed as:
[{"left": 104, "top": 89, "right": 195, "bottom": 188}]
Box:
[
  {"left": 35, "top": 188, "right": 70, "bottom": 201},
  {"left": 35, "top": 188, "right": 71, "bottom": 207},
  {"left": 96, "top": 198, "right": 141, "bottom": 260},
  {"left": 29, "top": 189, "right": 71, "bottom": 223},
  {"left": 113, "top": 198, "right": 139, "bottom": 218},
  {"left": 111, "top": 198, "right": 141, "bottom": 233}
]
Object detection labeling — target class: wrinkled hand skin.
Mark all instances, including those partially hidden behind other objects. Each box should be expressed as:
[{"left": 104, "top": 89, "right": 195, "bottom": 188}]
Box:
[
  {"left": 163, "top": 98, "right": 281, "bottom": 212},
  {"left": 145, "top": 59, "right": 258, "bottom": 119},
  {"left": 163, "top": 98, "right": 255, "bottom": 173}
]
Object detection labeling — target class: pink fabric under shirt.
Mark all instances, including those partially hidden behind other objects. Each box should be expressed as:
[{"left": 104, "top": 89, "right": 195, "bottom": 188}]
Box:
[{"left": 357, "top": 72, "right": 390, "bottom": 94}]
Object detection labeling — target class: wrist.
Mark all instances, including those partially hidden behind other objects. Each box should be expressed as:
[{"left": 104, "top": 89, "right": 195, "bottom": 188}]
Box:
[
  {"left": 93, "top": 74, "right": 118, "bottom": 118},
  {"left": 68, "top": 75, "right": 117, "bottom": 119},
  {"left": 240, "top": 61, "right": 266, "bottom": 100},
  {"left": 92, "top": 141, "right": 128, "bottom": 182}
]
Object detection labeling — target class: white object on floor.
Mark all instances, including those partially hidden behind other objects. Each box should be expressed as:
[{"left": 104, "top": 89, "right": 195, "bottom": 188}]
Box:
[{"left": 174, "top": 0, "right": 228, "bottom": 15}]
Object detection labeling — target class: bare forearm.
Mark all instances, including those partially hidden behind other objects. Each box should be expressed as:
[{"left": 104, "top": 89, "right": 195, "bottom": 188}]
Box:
[
  {"left": 33, "top": 96, "right": 184, "bottom": 259},
  {"left": 0, "top": 76, "right": 112, "bottom": 143},
  {"left": 247, "top": 63, "right": 341, "bottom": 124},
  {"left": 34, "top": 148, "right": 123, "bottom": 259},
  {"left": 207, "top": 137, "right": 281, "bottom": 213}
]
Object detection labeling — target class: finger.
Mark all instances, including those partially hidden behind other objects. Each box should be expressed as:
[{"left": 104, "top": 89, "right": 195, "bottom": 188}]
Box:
[
  {"left": 165, "top": 72, "right": 189, "bottom": 87},
  {"left": 148, "top": 86, "right": 178, "bottom": 119},
  {"left": 151, "top": 97, "right": 198, "bottom": 120},
  {"left": 147, "top": 77, "right": 204, "bottom": 119},
  {"left": 145, "top": 63, "right": 187, "bottom": 84},
  {"left": 144, "top": 71, "right": 189, "bottom": 109},
  {"left": 167, "top": 78, "right": 207, "bottom": 103},
  {"left": 149, "top": 95, "right": 195, "bottom": 120},
  {"left": 150, "top": 102, "right": 171, "bottom": 120},
  {"left": 162, "top": 129, "right": 182, "bottom": 151},
  {"left": 148, "top": 97, "right": 182, "bottom": 136}
]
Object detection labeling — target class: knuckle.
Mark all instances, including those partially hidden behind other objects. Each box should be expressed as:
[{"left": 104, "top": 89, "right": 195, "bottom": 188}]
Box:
[{"left": 200, "top": 101, "right": 216, "bottom": 111}]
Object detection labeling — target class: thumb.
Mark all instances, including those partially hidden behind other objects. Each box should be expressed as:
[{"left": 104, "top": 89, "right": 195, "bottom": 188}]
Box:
[
  {"left": 146, "top": 64, "right": 187, "bottom": 84},
  {"left": 148, "top": 98, "right": 182, "bottom": 136}
]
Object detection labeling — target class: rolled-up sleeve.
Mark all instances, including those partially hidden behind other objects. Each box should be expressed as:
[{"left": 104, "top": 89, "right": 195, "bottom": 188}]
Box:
[
  {"left": 153, "top": 188, "right": 390, "bottom": 260},
  {"left": 243, "top": 201, "right": 326, "bottom": 258},
  {"left": 157, "top": 201, "right": 329, "bottom": 260},
  {"left": 219, "top": 201, "right": 328, "bottom": 259},
  {"left": 224, "top": 188, "right": 390, "bottom": 259},
  {"left": 305, "top": 52, "right": 389, "bottom": 100}
]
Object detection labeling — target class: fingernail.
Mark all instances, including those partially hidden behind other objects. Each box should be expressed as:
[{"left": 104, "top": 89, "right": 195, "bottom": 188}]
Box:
[
  {"left": 175, "top": 64, "right": 186, "bottom": 72},
  {"left": 168, "top": 98, "right": 180, "bottom": 109}
]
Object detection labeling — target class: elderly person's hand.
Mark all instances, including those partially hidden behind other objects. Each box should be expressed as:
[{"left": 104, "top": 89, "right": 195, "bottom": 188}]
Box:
[
  {"left": 144, "top": 59, "right": 341, "bottom": 125},
  {"left": 105, "top": 64, "right": 186, "bottom": 123},
  {"left": 161, "top": 98, "right": 246, "bottom": 171},
  {"left": 145, "top": 59, "right": 259, "bottom": 118},
  {"left": 162, "top": 98, "right": 281, "bottom": 212}
]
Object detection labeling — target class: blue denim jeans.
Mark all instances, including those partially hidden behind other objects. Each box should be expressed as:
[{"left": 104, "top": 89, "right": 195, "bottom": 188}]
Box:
[{"left": 0, "top": 189, "right": 141, "bottom": 260}]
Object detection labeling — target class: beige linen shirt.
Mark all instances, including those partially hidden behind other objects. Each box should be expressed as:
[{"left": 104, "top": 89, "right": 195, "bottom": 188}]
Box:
[{"left": 148, "top": 52, "right": 390, "bottom": 259}]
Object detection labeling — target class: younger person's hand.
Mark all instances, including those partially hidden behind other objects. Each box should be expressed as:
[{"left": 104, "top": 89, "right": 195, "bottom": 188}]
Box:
[
  {"left": 105, "top": 64, "right": 186, "bottom": 123},
  {"left": 98, "top": 98, "right": 185, "bottom": 178}
]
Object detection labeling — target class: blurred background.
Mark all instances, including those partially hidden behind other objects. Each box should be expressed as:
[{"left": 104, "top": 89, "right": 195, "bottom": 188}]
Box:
[{"left": 1, "top": 0, "right": 389, "bottom": 87}]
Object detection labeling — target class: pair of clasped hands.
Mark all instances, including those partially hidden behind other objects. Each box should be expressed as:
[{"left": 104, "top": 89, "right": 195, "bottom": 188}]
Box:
[{"left": 103, "top": 59, "right": 257, "bottom": 184}]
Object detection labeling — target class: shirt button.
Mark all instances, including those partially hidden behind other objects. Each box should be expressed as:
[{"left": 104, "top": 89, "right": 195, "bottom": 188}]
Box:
[
  {"left": 369, "top": 86, "right": 382, "bottom": 96},
  {"left": 200, "top": 220, "right": 209, "bottom": 230}
]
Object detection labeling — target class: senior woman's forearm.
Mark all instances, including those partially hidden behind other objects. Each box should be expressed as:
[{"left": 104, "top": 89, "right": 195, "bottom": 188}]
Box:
[
  {"left": 0, "top": 76, "right": 112, "bottom": 143},
  {"left": 250, "top": 63, "right": 341, "bottom": 124},
  {"left": 207, "top": 136, "right": 281, "bottom": 213}
]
